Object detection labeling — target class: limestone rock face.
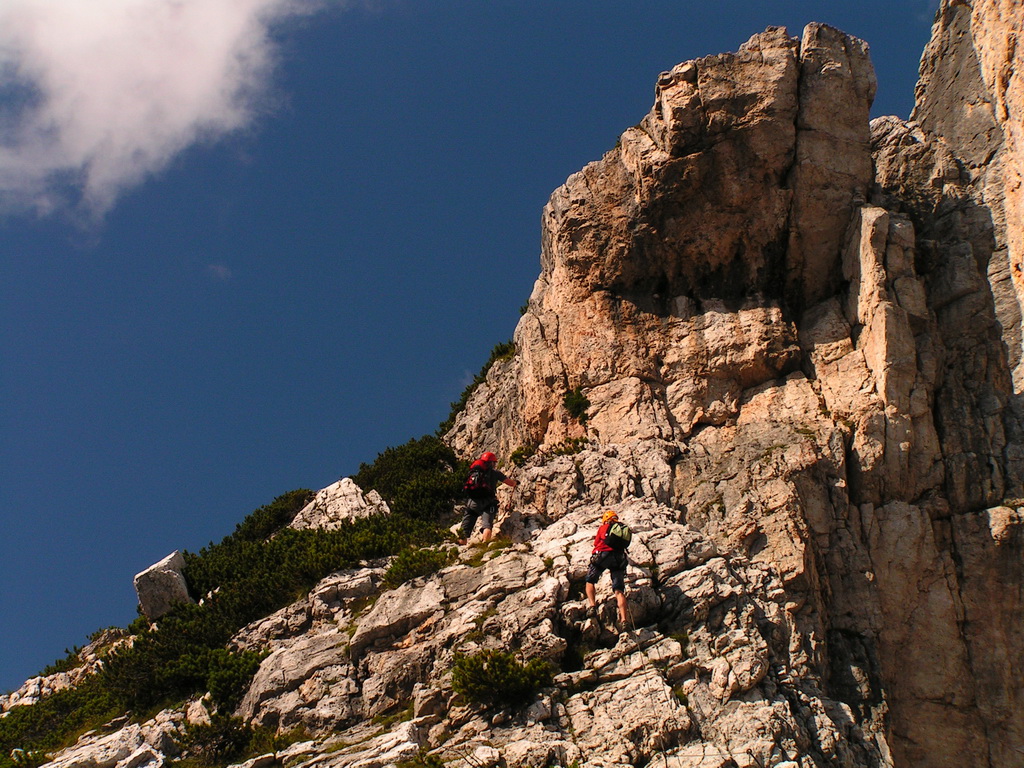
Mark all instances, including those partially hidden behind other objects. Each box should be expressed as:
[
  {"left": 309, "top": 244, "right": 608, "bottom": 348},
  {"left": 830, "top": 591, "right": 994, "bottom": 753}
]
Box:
[
  {"left": 447, "top": 24, "right": 875, "bottom": 460},
  {"left": 232, "top": 498, "right": 900, "bottom": 767},
  {"left": 444, "top": 17, "right": 1023, "bottom": 768},
  {"left": 44, "top": 710, "right": 182, "bottom": 768},
  {"left": 911, "top": 0, "right": 1024, "bottom": 388},
  {"left": 133, "top": 551, "right": 193, "bottom": 620},
  {"left": 288, "top": 478, "right": 390, "bottom": 530}
]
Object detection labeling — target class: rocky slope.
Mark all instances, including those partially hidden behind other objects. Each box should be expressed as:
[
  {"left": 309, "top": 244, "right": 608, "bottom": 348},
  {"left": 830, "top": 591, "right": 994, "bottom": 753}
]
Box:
[{"left": 12, "top": 5, "right": 1024, "bottom": 768}]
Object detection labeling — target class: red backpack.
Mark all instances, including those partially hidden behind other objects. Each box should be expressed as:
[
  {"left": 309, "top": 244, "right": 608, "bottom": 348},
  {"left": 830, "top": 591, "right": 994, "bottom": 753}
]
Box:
[{"left": 462, "top": 460, "right": 495, "bottom": 499}]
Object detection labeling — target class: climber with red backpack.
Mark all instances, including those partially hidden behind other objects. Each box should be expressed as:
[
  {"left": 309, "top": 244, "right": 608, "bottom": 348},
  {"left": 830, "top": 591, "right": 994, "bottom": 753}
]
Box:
[
  {"left": 457, "top": 451, "right": 517, "bottom": 545},
  {"left": 585, "top": 509, "right": 632, "bottom": 628}
]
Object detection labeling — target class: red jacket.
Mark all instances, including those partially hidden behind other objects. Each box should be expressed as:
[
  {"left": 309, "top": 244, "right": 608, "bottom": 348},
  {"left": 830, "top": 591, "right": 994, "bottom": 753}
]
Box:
[{"left": 592, "top": 522, "right": 615, "bottom": 553}]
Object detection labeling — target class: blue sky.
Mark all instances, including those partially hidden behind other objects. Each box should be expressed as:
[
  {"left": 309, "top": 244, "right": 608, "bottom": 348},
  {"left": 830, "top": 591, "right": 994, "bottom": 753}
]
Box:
[{"left": 1, "top": 0, "right": 938, "bottom": 693}]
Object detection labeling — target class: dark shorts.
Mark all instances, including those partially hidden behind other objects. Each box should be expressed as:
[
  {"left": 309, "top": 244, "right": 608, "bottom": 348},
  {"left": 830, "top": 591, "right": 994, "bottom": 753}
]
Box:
[
  {"left": 460, "top": 497, "right": 498, "bottom": 537},
  {"left": 586, "top": 550, "right": 627, "bottom": 592}
]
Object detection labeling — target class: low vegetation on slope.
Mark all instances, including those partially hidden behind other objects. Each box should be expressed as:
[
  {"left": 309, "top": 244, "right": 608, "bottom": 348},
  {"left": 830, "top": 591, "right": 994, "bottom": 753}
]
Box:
[{"left": 0, "top": 436, "right": 465, "bottom": 768}]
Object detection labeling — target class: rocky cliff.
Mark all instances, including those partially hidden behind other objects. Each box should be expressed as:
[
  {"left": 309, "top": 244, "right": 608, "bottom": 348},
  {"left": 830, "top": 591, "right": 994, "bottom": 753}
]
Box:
[
  {"left": 8, "top": 5, "right": 1024, "bottom": 768},
  {"left": 449, "top": 4, "right": 1024, "bottom": 764}
]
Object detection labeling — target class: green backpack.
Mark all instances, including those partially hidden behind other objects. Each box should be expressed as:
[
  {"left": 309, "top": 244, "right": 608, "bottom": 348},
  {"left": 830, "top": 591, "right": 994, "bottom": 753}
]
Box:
[{"left": 606, "top": 521, "right": 632, "bottom": 551}]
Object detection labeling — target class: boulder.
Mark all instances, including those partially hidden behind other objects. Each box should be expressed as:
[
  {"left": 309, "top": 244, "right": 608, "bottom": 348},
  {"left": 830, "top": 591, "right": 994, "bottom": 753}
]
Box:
[
  {"left": 289, "top": 478, "right": 389, "bottom": 531},
  {"left": 133, "top": 551, "right": 193, "bottom": 620}
]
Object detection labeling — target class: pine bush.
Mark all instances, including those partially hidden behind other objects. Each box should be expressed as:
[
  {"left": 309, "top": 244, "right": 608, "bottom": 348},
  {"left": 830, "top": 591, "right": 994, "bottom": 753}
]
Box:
[
  {"left": 451, "top": 650, "right": 552, "bottom": 708},
  {"left": 383, "top": 547, "right": 452, "bottom": 588}
]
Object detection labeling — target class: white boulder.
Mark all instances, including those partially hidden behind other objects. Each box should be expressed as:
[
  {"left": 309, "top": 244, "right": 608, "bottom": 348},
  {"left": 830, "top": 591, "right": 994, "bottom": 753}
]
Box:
[{"left": 133, "top": 551, "right": 193, "bottom": 620}]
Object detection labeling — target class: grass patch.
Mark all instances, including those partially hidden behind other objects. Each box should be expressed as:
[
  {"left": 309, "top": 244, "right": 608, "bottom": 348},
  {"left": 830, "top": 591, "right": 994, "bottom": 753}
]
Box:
[
  {"left": 510, "top": 444, "right": 537, "bottom": 467},
  {"left": 396, "top": 749, "right": 445, "bottom": 768},
  {"left": 465, "top": 538, "right": 512, "bottom": 568},
  {"left": 465, "top": 607, "right": 499, "bottom": 643},
  {"left": 670, "top": 630, "right": 689, "bottom": 648},
  {"left": 550, "top": 438, "right": 589, "bottom": 456},
  {"left": 371, "top": 701, "right": 414, "bottom": 729}
]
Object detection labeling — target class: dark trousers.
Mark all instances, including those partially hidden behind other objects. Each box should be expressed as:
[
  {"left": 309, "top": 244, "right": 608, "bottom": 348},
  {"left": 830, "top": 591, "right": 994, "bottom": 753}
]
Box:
[{"left": 459, "top": 497, "right": 498, "bottom": 538}]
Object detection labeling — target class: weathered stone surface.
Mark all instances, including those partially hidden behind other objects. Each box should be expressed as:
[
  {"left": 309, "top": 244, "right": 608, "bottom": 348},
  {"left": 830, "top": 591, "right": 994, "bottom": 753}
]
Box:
[
  {"left": 44, "top": 711, "right": 182, "bottom": 768},
  {"left": 236, "top": 630, "right": 357, "bottom": 730},
  {"left": 133, "top": 551, "right": 193, "bottom": 620},
  {"left": 442, "top": 17, "right": 1024, "bottom": 768},
  {"left": 349, "top": 580, "right": 447, "bottom": 659},
  {"left": 787, "top": 23, "right": 876, "bottom": 309},
  {"left": 289, "top": 478, "right": 389, "bottom": 531},
  {"left": 288, "top": 719, "right": 430, "bottom": 768},
  {"left": 907, "top": 0, "right": 1024, "bottom": 391},
  {"left": 230, "top": 567, "right": 385, "bottom": 653},
  {"left": 448, "top": 24, "right": 874, "bottom": 461}
]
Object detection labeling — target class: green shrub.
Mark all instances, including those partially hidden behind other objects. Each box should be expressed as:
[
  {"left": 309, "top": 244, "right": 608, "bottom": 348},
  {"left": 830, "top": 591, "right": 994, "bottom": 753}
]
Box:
[
  {"left": 102, "top": 617, "right": 264, "bottom": 714},
  {"left": 205, "top": 649, "right": 264, "bottom": 712},
  {"left": 563, "top": 388, "right": 590, "bottom": 423},
  {"left": 510, "top": 444, "right": 536, "bottom": 467},
  {"left": 182, "top": 490, "right": 316, "bottom": 600},
  {"left": 396, "top": 749, "right": 445, "bottom": 768},
  {"left": 464, "top": 537, "right": 512, "bottom": 568},
  {"left": 371, "top": 701, "right": 414, "bottom": 728},
  {"left": 451, "top": 650, "right": 553, "bottom": 708},
  {"left": 225, "top": 489, "right": 313, "bottom": 544},
  {"left": 173, "top": 714, "right": 255, "bottom": 768},
  {"left": 438, "top": 341, "right": 515, "bottom": 434},
  {"left": 550, "top": 437, "right": 589, "bottom": 456},
  {"left": 352, "top": 436, "right": 465, "bottom": 520},
  {"left": 383, "top": 547, "right": 452, "bottom": 588},
  {"left": 0, "top": 676, "right": 117, "bottom": 768}
]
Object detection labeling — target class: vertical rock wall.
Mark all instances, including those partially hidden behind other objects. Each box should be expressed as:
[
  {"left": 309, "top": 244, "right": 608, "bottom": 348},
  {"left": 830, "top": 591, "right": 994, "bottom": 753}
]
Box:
[
  {"left": 912, "top": 0, "right": 1024, "bottom": 389},
  {"left": 448, "top": 17, "right": 1024, "bottom": 768}
]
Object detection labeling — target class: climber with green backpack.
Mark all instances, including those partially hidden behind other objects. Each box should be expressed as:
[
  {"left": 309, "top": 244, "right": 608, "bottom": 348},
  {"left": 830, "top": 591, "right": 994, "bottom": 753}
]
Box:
[{"left": 585, "top": 509, "right": 632, "bottom": 628}]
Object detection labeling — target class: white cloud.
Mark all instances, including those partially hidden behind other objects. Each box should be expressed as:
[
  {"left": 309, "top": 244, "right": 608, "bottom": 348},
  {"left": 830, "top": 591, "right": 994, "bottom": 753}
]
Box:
[
  {"left": 207, "top": 263, "right": 233, "bottom": 280},
  {"left": 0, "top": 0, "right": 323, "bottom": 220}
]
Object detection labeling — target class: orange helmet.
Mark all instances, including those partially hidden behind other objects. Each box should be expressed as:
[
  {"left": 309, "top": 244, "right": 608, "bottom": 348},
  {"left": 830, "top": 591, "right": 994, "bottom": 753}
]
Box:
[
  {"left": 480, "top": 452, "right": 497, "bottom": 464},
  {"left": 602, "top": 510, "right": 619, "bottom": 523}
]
